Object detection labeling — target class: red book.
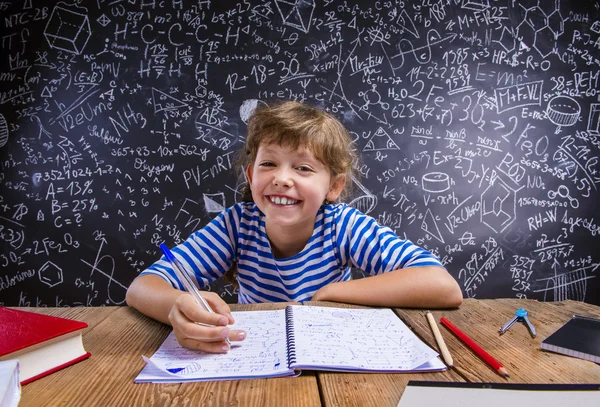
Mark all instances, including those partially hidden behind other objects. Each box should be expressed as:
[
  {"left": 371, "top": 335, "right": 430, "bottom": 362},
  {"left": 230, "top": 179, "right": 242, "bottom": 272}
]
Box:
[{"left": 0, "top": 307, "right": 91, "bottom": 385}]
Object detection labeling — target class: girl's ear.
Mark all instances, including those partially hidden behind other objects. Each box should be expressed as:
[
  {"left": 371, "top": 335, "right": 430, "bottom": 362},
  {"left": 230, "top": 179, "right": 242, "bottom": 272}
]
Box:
[
  {"left": 326, "top": 174, "right": 346, "bottom": 202},
  {"left": 245, "top": 164, "right": 254, "bottom": 185}
]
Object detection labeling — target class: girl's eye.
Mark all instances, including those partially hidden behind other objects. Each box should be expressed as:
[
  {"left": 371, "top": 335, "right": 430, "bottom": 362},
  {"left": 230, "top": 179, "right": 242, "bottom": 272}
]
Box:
[
  {"left": 259, "top": 162, "right": 275, "bottom": 167},
  {"left": 297, "top": 166, "right": 313, "bottom": 172}
]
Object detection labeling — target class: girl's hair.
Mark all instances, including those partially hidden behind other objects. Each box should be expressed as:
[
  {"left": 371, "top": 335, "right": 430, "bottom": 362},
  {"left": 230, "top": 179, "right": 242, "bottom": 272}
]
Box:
[{"left": 237, "top": 100, "right": 357, "bottom": 202}]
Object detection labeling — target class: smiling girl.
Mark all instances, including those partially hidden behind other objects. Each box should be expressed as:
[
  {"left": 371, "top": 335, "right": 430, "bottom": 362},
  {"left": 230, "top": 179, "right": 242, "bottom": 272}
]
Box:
[{"left": 126, "top": 100, "right": 462, "bottom": 353}]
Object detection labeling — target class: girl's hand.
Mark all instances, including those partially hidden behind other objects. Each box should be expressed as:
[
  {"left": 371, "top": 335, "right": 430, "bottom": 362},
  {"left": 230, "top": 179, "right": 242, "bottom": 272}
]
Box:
[
  {"left": 311, "top": 283, "right": 334, "bottom": 301},
  {"left": 168, "top": 291, "right": 246, "bottom": 352}
]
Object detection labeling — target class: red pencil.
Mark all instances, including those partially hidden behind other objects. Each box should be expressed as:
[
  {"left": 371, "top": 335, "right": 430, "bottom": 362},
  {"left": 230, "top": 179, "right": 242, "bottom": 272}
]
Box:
[{"left": 440, "top": 317, "right": 510, "bottom": 378}]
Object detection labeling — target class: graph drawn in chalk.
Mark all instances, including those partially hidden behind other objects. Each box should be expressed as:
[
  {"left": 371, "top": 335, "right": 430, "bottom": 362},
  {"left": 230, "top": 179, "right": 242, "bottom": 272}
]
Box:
[
  {"left": 535, "top": 263, "right": 598, "bottom": 302},
  {"left": 388, "top": 30, "right": 457, "bottom": 70},
  {"left": 80, "top": 238, "right": 128, "bottom": 305}
]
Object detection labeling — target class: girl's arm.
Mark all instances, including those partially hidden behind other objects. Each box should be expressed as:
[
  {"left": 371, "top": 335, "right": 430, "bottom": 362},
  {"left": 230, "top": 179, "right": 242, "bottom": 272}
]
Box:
[
  {"left": 126, "top": 274, "right": 246, "bottom": 352},
  {"left": 321, "top": 207, "right": 462, "bottom": 308},
  {"left": 126, "top": 205, "right": 248, "bottom": 352},
  {"left": 312, "top": 266, "right": 463, "bottom": 308},
  {"left": 126, "top": 274, "right": 196, "bottom": 324}
]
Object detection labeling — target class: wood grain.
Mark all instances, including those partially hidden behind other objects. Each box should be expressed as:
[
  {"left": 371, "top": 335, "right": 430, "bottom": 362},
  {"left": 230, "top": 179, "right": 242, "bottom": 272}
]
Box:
[
  {"left": 21, "top": 307, "right": 173, "bottom": 407},
  {"left": 20, "top": 304, "right": 320, "bottom": 407},
  {"left": 14, "top": 299, "right": 600, "bottom": 407},
  {"left": 318, "top": 370, "right": 462, "bottom": 407},
  {"left": 395, "top": 299, "right": 600, "bottom": 384}
]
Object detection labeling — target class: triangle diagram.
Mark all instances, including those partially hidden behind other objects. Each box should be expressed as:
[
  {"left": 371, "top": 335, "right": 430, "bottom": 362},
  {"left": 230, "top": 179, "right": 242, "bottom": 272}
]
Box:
[
  {"left": 203, "top": 193, "right": 226, "bottom": 213},
  {"left": 152, "top": 88, "right": 188, "bottom": 113},
  {"left": 41, "top": 86, "right": 53, "bottom": 98},
  {"left": 397, "top": 9, "right": 419, "bottom": 39},
  {"left": 364, "top": 127, "right": 400, "bottom": 151},
  {"left": 421, "top": 208, "right": 444, "bottom": 243}
]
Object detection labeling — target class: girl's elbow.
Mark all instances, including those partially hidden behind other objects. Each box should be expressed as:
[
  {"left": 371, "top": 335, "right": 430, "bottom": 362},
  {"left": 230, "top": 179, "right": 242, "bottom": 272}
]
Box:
[
  {"left": 125, "top": 285, "right": 136, "bottom": 308},
  {"left": 445, "top": 281, "right": 463, "bottom": 308},
  {"left": 448, "top": 290, "right": 463, "bottom": 308},
  {"left": 125, "top": 278, "right": 142, "bottom": 308}
]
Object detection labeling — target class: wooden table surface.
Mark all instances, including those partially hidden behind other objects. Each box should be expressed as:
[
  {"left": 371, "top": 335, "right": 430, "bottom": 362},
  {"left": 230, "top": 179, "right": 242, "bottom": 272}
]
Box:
[{"left": 17, "top": 299, "right": 600, "bottom": 407}]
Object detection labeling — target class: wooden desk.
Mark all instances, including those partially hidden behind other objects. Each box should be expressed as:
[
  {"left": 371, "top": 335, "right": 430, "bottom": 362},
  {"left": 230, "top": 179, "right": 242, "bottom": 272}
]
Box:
[{"left": 18, "top": 299, "right": 600, "bottom": 407}]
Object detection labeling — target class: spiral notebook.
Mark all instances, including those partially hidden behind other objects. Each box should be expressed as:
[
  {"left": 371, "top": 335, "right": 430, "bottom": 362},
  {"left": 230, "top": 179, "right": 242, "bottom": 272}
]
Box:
[{"left": 135, "top": 305, "right": 445, "bottom": 383}]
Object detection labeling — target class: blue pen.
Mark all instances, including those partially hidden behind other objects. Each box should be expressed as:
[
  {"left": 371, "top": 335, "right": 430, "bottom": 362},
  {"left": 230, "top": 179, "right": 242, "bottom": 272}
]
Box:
[{"left": 160, "top": 243, "right": 231, "bottom": 346}]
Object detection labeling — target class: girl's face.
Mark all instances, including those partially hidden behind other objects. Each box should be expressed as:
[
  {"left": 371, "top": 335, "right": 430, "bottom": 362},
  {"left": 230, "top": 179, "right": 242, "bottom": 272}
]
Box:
[{"left": 246, "top": 143, "right": 345, "bottom": 232}]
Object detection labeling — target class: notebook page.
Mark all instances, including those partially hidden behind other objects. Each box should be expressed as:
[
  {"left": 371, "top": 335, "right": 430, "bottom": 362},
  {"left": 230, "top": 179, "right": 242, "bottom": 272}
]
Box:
[
  {"left": 289, "top": 306, "right": 441, "bottom": 372},
  {"left": 135, "top": 309, "right": 293, "bottom": 383},
  {"left": 0, "top": 360, "right": 20, "bottom": 407}
]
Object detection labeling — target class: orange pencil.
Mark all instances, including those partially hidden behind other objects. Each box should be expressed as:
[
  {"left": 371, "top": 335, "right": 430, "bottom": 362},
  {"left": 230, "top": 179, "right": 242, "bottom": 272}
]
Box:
[{"left": 440, "top": 317, "right": 509, "bottom": 378}]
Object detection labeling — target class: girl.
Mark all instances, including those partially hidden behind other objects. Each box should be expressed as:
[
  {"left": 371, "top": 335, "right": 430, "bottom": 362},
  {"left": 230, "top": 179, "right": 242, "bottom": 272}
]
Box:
[{"left": 126, "top": 101, "right": 462, "bottom": 353}]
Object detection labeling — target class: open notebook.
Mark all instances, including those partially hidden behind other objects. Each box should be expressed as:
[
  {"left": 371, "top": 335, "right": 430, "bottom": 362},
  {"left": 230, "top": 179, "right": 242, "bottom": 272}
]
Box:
[{"left": 135, "top": 305, "right": 445, "bottom": 383}]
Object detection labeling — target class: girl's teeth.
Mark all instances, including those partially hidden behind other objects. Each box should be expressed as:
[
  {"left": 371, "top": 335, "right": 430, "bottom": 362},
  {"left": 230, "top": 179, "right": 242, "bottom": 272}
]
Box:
[{"left": 271, "top": 197, "right": 297, "bottom": 205}]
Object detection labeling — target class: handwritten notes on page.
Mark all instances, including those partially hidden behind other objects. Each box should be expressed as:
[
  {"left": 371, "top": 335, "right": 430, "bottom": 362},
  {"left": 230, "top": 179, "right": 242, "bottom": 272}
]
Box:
[
  {"left": 134, "top": 310, "right": 294, "bottom": 383},
  {"left": 134, "top": 306, "right": 445, "bottom": 383},
  {"left": 289, "top": 306, "right": 444, "bottom": 372}
]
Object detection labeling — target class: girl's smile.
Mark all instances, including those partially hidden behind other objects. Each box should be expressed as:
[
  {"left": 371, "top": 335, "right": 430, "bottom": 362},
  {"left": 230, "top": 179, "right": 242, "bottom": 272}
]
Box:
[
  {"left": 267, "top": 195, "right": 299, "bottom": 205},
  {"left": 246, "top": 143, "right": 345, "bottom": 256}
]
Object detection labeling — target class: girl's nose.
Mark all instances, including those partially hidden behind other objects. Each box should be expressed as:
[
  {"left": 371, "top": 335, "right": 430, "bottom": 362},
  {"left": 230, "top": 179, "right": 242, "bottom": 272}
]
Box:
[{"left": 273, "top": 169, "right": 293, "bottom": 187}]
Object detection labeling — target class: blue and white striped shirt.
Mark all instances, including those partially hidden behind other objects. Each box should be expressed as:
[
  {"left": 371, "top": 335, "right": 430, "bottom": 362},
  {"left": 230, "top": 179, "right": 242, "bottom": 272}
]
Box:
[{"left": 141, "top": 202, "right": 443, "bottom": 303}]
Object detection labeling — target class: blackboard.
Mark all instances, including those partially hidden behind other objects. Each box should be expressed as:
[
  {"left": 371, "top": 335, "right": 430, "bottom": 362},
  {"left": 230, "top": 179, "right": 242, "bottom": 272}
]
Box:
[{"left": 1, "top": 0, "right": 599, "bottom": 307}]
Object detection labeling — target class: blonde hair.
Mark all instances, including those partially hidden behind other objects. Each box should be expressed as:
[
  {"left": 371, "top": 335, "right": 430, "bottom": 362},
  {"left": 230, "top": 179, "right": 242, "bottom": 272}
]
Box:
[{"left": 238, "top": 100, "right": 356, "bottom": 202}]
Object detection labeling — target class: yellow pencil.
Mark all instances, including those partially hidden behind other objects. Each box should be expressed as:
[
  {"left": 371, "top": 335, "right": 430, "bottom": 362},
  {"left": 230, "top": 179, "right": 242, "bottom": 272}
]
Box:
[{"left": 426, "top": 311, "right": 454, "bottom": 367}]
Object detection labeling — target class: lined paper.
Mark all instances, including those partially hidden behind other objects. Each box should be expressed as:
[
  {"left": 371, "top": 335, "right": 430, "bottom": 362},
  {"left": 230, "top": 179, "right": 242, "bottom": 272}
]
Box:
[
  {"left": 289, "top": 306, "right": 442, "bottom": 371},
  {"left": 135, "top": 306, "right": 444, "bottom": 383},
  {"left": 135, "top": 309, "right": 293, "bottom": 382}
]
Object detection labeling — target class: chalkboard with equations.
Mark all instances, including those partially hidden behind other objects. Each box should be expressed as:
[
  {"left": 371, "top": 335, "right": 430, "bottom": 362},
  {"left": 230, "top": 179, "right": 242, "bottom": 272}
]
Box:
[{"left": 1, "top": 0, "right": 599, "bottom": 307}]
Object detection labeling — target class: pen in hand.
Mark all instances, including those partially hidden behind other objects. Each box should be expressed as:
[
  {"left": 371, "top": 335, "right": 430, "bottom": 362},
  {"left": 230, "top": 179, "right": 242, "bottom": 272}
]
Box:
[{"left": 159, "top": 243, "right": 231, "bottom": 346}]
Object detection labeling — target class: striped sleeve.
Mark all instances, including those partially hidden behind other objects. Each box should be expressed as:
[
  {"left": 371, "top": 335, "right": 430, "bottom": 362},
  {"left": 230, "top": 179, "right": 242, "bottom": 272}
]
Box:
[
  {"left": 139, "top": 205, "right": 239, "bottom": 289},
  {"left": 335, "top": 206, "right": 443, "bottom": 276}
]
